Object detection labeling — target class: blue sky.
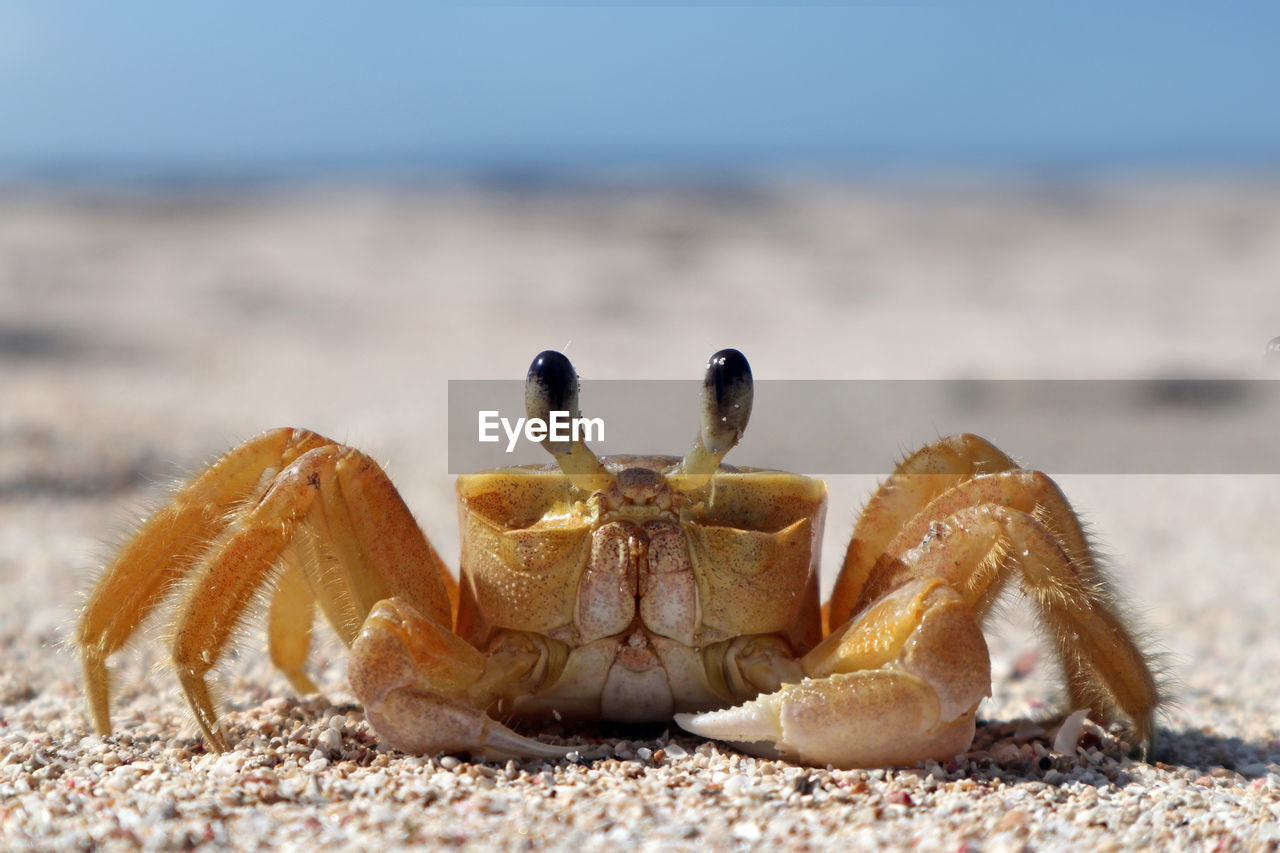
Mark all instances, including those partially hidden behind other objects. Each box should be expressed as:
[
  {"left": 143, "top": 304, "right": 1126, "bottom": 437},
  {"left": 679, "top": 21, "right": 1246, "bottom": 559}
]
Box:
[{"left": 2, "top": 2, "right": 1278, "bottom": 178}]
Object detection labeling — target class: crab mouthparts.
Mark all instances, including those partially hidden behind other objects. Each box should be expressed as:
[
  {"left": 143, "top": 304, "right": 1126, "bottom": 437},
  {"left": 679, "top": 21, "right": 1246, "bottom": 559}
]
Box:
[{"left": 602, "top": 467, "right": 676, "bottom": 514}]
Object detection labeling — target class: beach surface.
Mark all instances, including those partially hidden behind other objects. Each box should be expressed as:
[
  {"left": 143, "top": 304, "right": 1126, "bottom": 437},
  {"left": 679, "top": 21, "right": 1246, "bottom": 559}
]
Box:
[{"left": 2, "top": 179, "right": 1278, "bottom": 850}]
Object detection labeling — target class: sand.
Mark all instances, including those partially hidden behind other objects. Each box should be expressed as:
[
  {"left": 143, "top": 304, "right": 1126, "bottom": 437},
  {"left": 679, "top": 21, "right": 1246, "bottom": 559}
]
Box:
[{"left": 2, "top": 178, "right": 1279, "bottom": 850}]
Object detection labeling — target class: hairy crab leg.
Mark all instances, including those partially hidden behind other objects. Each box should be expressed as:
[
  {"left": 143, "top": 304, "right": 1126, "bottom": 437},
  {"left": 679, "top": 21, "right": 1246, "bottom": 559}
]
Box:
[
  {"left": 861, "top": 469, "right": 1159, "bottom": 743},
  {"left": 882, "top": 501, "right": 1159, "bottom": 748},
  {"left": 826, "top": 434, "right": 1019, "bottom": 630},
  {"left": 76, "top": 427, "right": 331, "bottom": 736},
  {"left": 680, "top": 438, "right": 1159, "bottom": 766},
  {"left": 828, "top": 435, "right": 1158, "bottom": 748},
  {"left": 165, "top": 443, "right": 455, "bottom": 751},
  {"left": 266, "top": 557, "right": 320, "bottom": 695},
  {"left": 676, "top": 578, "right": 990, "bottom": 768}
]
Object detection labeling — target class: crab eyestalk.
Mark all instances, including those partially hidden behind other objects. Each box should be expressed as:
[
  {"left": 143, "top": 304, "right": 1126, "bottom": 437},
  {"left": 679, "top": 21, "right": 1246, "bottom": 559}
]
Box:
[
  {"left": 525, "top": 350, "right": 611, "bottom": 492},
  {"left": 676, "top": 348, "right": 754, "bottom": 489}
]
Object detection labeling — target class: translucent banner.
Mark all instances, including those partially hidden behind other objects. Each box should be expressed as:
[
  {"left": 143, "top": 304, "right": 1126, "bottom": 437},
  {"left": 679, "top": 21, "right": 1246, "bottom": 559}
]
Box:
[{"left": 448, "top": 379, "right": 1280, "bottom": 475}]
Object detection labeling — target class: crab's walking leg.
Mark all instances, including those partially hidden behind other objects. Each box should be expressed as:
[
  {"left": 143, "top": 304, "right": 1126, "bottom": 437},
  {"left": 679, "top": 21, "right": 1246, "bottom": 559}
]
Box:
[
  {"left": 677, "top": 578, "right": 990, "bottom": 768},
  {"left": 833, "top": 435, "right": 1157, "bottom": 740},
  {"left": 826, "top": 434, "right": 1019, "bottom": 630},
  {"left": 680, "top": 435, "right": 1159, "bottom": 767},
  {"left": 899, "top": 497, "right": 1157, "bottom": 744},
  {"left": 165, "top": 444, "right": 454, "bottom": 750},
  {"left": 76, "top": 428, "right": 331, "bottom": 736},
  {"left": 266, "top": 557, "right": 320, "bottom": 695},
  {"left": 349, "top": 599, "right": 575, "bottom": 760},
  {"left": 864, "top": 470, "right": 1159, "bottom": 742}
]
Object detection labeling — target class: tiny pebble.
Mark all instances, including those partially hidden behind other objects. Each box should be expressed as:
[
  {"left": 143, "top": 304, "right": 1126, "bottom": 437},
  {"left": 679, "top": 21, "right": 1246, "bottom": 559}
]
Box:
[
  {"left": 997, "top": 808, "right": 1030, "bottom": 831},
  {"left": 319, "top": 728, "right": 342, "bottom": 754},
  {"left": 885, "top": 790, "right": 913, "bottom": 806}
]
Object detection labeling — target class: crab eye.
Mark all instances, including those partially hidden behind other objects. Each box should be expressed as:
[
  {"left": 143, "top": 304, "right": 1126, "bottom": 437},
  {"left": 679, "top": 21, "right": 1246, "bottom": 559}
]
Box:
[
  {"left": 701, "top": 348, "right": 753, "bottom": 454},
  {"left": 526, "top": 350, "right": 580, "bottom": 453},
  {"left": 526, "top": 350, "right": 577, "bottom": 414}
]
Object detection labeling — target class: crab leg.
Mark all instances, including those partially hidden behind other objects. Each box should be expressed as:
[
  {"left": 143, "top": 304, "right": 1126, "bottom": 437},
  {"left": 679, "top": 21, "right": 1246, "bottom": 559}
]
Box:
[
  {"left": 828, "top": 435, "right": 1157, "bottom": 743},
  {"left": 160, "top": 443, "right": 457, "bottom": 750},
  {"left": 676, "top": 578, "right": 990, "bottom": 768},
  {"left": 680, "top": 436, "right": 1158, "bottom": 767},
  {"left": 889, "top": 500, "right": 1158, "bottom": 746},
  {"left": 862, "top": 470, "right": 1159, "bottom": 742},
  {"left": 266, "top": 557, "right": 320, "bottom": 695},
  {"left": 826, "top": 433, "right": 1019, "bottom": 629},
  {"left": 349, "top": 598, "right": 575, "bottom": 760},
  {"left": 76, "top": 427, "right": 331, "bottom": 736}
]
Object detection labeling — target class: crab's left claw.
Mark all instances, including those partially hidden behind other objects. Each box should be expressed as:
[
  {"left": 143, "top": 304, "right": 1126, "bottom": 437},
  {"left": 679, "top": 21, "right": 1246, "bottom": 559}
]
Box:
[{"left": 676, "top": 579, "right": 990, "bottom": 768}]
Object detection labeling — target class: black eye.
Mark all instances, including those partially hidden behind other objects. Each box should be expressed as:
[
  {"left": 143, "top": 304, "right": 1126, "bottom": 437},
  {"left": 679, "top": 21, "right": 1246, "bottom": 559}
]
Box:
[
  {"left": 706, "top": 348, "right": 751, "bottom": 412},
  {"left": 701, "top": 348, "right": 753, "bottom": 453},
  {"left": 526, "top": 350, "right": 579, "bottom": 422}
]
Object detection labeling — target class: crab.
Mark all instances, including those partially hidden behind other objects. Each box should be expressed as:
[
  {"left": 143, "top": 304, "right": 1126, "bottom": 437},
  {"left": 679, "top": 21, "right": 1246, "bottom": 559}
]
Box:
[{"left": 75, "top": 349, "right": 1159, "bottom": 768}]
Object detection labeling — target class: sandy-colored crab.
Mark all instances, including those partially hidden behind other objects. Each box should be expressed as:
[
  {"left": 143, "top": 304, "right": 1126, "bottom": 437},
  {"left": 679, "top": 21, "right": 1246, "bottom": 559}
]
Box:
[{"left": 76, "top": 349, "right": 1158, "bottom": 768}]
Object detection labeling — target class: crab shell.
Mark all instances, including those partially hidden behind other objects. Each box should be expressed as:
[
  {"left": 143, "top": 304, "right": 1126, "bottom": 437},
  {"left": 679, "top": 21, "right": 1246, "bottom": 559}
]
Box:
[{"left": 453, "top": 455, "right": 827, "bottom": 722}]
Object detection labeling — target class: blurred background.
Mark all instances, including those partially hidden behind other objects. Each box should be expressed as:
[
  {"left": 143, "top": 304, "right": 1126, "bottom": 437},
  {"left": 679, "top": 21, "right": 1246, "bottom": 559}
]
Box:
[
  {"left": 4, "top": 3, "right": 1280, "bottom": 179},
  {"left": 1, "top": 2, "right": 1278, "bottom": 744}
]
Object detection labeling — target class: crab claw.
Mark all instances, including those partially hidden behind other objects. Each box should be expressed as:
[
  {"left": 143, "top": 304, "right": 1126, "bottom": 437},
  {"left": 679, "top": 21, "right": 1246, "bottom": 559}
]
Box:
[
  {"left": 364, "top": 687, "right": 577, "bottom": 761},
  {"left": 675, "top": 672, "right": 978, "bottom": 768},
  {"left": 350, "top": 598, "right": 576, "bottom": 761},
  {"left": 675, "top": 579, "right": 990, "bottom": 768}
]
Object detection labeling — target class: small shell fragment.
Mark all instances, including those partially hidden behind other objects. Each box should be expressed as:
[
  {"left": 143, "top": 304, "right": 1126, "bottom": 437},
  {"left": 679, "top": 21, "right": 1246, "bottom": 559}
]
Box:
[{"left": 1052, "top": 709, "right": 1091, "bottom": 754}]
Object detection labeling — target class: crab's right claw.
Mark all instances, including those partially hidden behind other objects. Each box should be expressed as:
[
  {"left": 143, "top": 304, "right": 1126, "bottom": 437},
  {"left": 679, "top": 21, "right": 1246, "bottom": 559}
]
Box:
[
  {"left": 350, "top": 598, "right": 575, "bottom": 761},
  {"left": 676, "top": 579, "right": 991, "bottom": 768}
]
